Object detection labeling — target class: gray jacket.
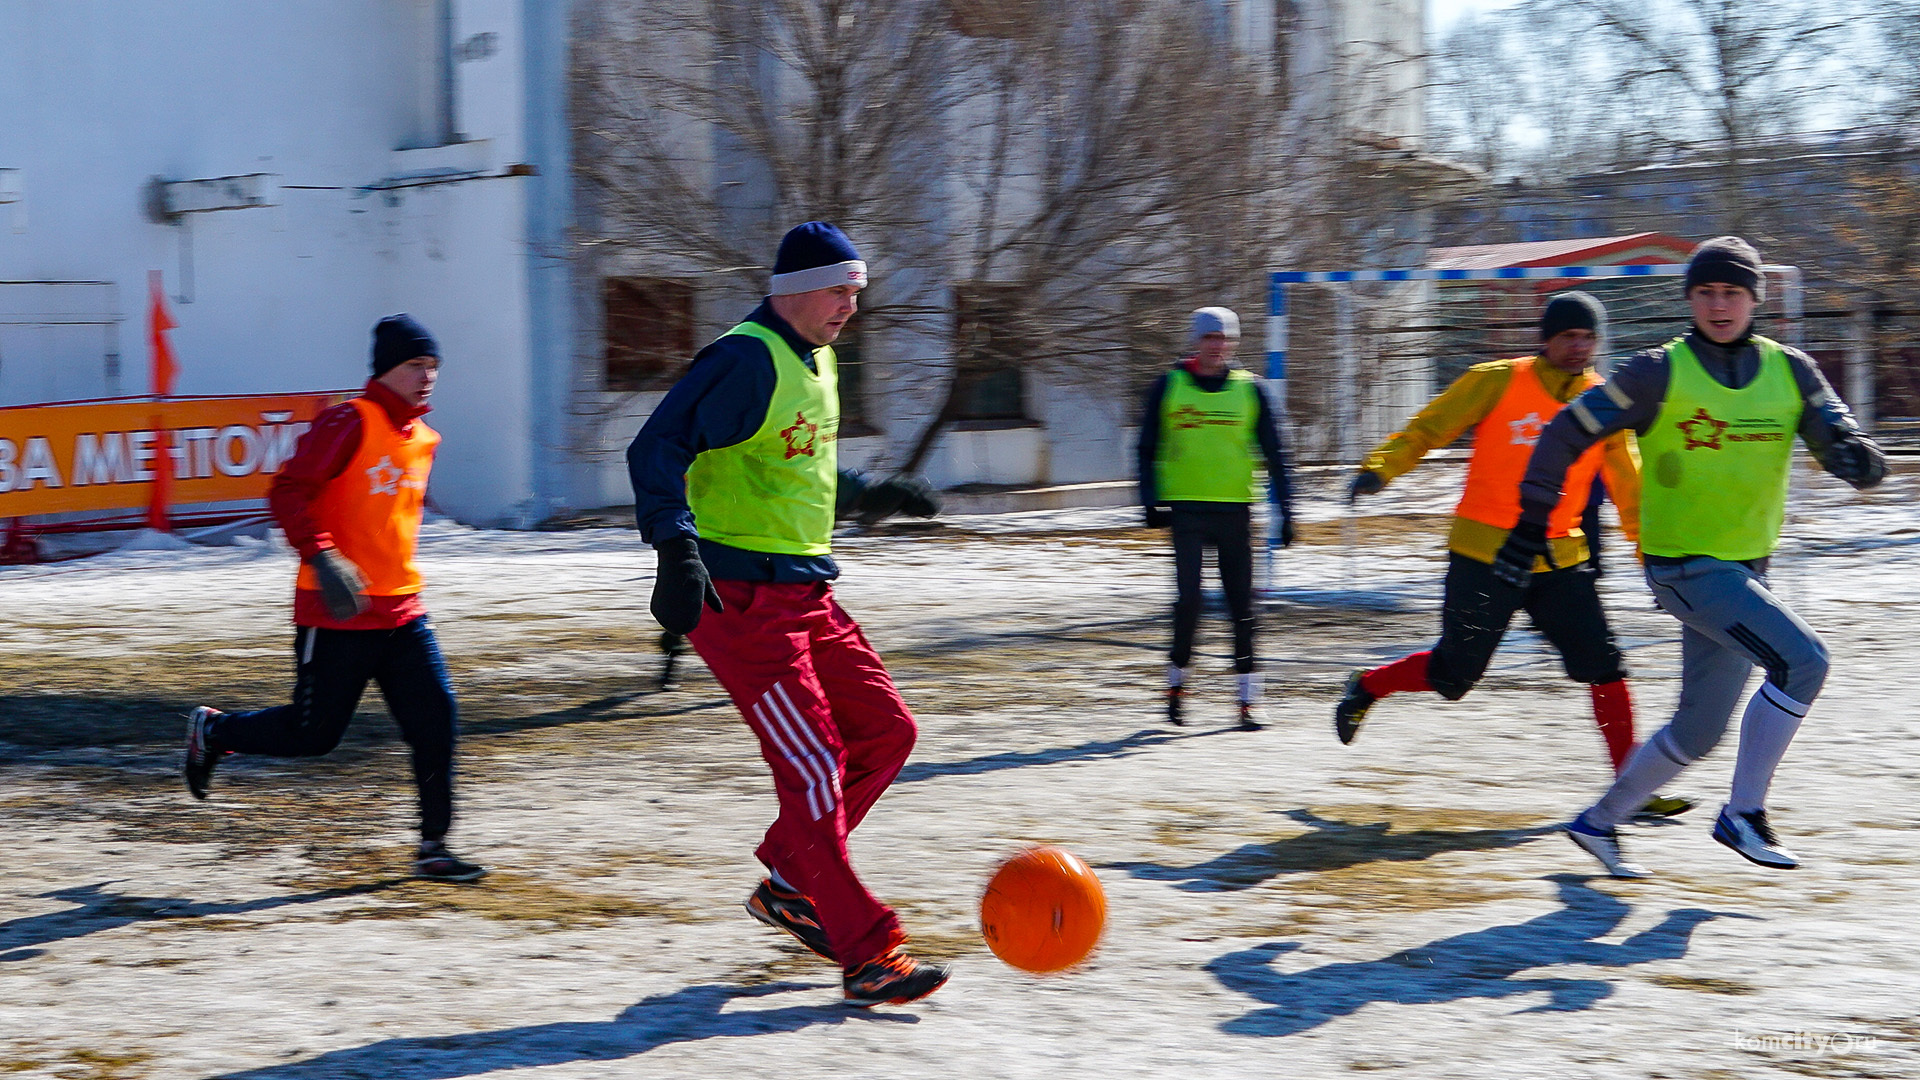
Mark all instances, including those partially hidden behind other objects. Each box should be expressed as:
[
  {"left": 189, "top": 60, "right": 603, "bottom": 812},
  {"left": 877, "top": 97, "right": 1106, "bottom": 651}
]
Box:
[{"left": 1519, "top": 327, "right": 1881, "bottom": 525}]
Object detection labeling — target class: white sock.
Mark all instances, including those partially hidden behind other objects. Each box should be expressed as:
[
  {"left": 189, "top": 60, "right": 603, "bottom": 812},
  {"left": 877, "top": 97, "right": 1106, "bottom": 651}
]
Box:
[
  {"left": 768, "top": 867, "right": 796, "bottom": 891},
  {"left": 1168, "top": 665, "right": 1187, "bottom": 689},
  {"left": 1237, "top": 671, "right": 1260, "bottom": 705},
  {"left": 1586, "top": 730, "right": 1691, "bottom": 830},
  {"left": 1729, "top": 684, "right": 1810, "bottom": 814}
]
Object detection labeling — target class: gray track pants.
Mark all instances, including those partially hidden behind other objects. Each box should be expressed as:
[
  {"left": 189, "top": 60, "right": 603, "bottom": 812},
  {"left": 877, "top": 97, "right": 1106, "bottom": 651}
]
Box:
[{"left": 1643, "top": 556, "right": 1829, "bottom": 762}]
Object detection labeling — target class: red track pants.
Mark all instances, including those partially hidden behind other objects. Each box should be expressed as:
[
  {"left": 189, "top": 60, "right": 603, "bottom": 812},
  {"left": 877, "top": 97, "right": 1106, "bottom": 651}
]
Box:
[{"left": 688, "top": 579, "right": 915, "bottom": 969}]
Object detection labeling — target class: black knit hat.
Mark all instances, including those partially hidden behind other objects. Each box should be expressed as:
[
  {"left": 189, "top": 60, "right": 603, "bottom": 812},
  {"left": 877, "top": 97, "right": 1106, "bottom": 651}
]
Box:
[
  {"left": 371, "top": 314, "right": 439, "bottom": 377},
  {"left": 1684, "top": 236, "right": 1765, "bottom": 302},
  {"left": 1540, "top": 291, "right": 1606, "bottom": 342}
]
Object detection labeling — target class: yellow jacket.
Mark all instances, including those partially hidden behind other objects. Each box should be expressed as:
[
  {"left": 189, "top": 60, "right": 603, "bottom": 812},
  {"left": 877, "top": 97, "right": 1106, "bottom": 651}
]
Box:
[{"left": 1361, "top": 359, "right": 1641, "bottom": 567}]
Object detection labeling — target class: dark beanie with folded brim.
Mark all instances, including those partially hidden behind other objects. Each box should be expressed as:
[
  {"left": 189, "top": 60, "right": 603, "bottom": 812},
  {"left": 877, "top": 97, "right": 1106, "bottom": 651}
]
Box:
[
  {"left": 1684, "top": 236, "right": 1765, "bottom": 302},
  {"left": 371, "top": 314, "right": 439, "bottom": 377},
  {"left": 1540, "top": 291, "right": 1607, "bottom": 342},
  {"left": 770, "top": 221, "right": 867, "bottom": 295}
]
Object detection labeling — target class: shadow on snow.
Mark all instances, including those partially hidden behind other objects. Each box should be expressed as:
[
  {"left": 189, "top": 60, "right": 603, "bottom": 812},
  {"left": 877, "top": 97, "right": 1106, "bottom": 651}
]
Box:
[
  {"left": 0, "top": 879, "right": 401, "bottom": 958},
  {"left": 1110, "top": 808, "right": 1560, "bottom": 891},
  {"left": 897, "top": 726, "right": 1230, "bottom": 785},
  {"left": 205, "top": 981, "right": 909, "bottom": 1080},
  {"left": 1208, "top": 873, "right": 1753, "bottom": 1036}
]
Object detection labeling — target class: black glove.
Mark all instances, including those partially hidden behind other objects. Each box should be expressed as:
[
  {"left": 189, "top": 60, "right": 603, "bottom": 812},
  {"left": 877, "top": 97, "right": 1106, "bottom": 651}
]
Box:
[
  {"left": 306, "top": 548, "right": 370, "bottom": 621},
  {"left": 1347, "top": 471, "right": 1384, "bottom": 503},
  {"left": 1490, "top": 519, "right": 1553, "bottom": 589},
  {"left": 1145, "top": 505, "right": 1172, "bottom": 529},
  {"left": 1824, "top": 436, "right": 1888, "bottom": 490},
  {"left": 858, "top": 476, "right": 940, "bottom": 519},
  {"left": 650, "top": 537, "right": 723, "bottom": 635},
  {"left": 1277, "top": 514, "right": 1296, "bottom": 548}
]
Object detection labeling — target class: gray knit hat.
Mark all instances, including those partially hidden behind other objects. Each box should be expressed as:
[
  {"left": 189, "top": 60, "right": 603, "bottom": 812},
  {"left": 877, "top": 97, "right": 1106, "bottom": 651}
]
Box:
[{"left": 1189, "top": 307, "right": 1241, "bottom": 343}]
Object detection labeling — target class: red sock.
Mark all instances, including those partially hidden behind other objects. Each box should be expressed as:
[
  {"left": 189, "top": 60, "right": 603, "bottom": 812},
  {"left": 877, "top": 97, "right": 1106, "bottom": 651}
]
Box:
[
  {"left": 1361, "top": 651, "right": 1431, "bottom": 697},
  {"left": 1590, "top": 679, "right": 1636, "bottom": 773}
]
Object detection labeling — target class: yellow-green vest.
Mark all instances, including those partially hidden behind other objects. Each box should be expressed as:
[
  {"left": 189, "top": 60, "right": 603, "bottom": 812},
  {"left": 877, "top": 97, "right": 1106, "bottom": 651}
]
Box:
[
  {"left": 1639, "top": 335, "right": 1800, "bottom": 560},
  {"left": 686, "top": 322, "right": 839, "bottom": 555},
  {"left": 1154, "top": 367, "right": 1262, "bottom": 503}
]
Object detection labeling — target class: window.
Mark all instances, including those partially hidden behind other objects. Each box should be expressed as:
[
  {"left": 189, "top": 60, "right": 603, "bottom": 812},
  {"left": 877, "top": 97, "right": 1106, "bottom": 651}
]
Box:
[
  {"left": 952, "top": 284, "right": 1030, "bottom": 423},
  {"left": 400, "top": 0, "right": 459, "bottom": 149},
  {"left": 833, "top": 316, "right": 876, "bottom": 435},
  {"left": 604, "top": 277, "right": 695, "bottom": 392}
]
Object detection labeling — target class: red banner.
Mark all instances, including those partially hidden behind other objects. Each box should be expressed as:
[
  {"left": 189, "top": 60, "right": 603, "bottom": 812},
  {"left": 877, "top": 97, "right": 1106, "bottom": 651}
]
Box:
[{"left": 0, "top": 392, "right": 352, "bottom": 517}]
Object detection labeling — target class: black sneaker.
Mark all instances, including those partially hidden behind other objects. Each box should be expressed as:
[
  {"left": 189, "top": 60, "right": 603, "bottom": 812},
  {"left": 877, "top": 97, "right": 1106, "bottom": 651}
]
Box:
[
  {"left": 1165, "top": 686, "right": 1185, "bottom": 726},
  {"left": 843, "top": 947, "right": 951, "bottom": 1007},
  {"left": 1236, "top": 701, "right": 1264, "bottom": 732},
  {"left": 746, "top": 879, "right": 835, "bottom": 962},
  {"left": 414, "top": 841, "right": 487, "bottom": 882},
  {"left": 183, "top": 706, "right": 230, "bottom": 800},
  {"left": 1334, "top": 670, "right": 1375, "bottom": 745}
]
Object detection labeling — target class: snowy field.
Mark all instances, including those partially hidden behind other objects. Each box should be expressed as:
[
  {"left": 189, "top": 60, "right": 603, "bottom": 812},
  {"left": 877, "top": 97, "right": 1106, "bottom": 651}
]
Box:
[{"left": 3, "top": 463, "right": 1919, "bottom": 1079}]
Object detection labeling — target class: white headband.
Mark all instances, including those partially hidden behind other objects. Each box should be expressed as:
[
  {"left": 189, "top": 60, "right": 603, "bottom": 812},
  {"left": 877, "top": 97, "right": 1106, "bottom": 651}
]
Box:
[{"left": 770, "top": 261, "right": 868, "bottom": 295}]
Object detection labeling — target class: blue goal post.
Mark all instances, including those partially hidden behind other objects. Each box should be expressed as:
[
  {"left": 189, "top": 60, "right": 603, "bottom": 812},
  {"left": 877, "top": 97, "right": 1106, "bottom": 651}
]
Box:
[{"left": 1258, "top": 260, "right": 1804, "bottom": 584}]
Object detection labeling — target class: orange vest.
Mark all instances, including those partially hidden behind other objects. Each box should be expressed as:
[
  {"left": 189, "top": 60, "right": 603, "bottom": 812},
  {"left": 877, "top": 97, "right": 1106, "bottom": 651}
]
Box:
[
  {"left": 295, "top": 397, "right": 440, "bottom": 596},
  {"left": 1454, "top": 358, "right": 1605, "bottom": 538}
]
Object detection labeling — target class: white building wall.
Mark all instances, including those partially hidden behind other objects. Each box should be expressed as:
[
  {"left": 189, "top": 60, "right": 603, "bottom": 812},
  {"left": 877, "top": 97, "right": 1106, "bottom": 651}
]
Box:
[{"left": 0, "top": 0, "right": 569, "bottom": 525}]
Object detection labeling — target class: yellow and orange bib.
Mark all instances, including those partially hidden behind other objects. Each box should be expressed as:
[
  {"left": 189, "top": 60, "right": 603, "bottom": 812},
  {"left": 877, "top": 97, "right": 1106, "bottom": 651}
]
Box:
[{"left": 1454, "top": 357, "right": 1605, "bottom": 539}]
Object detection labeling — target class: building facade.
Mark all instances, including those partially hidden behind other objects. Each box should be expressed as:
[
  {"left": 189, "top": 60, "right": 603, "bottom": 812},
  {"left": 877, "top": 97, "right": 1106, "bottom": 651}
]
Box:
[{"left": 0, "top": 0, "right": 580, "bottom": 525}]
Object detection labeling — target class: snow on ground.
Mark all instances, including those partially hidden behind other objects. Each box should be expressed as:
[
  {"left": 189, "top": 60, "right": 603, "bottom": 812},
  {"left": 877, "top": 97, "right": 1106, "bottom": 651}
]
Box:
[{"left": 3, "top": 463, "right": 1919, "bottom": 1078}]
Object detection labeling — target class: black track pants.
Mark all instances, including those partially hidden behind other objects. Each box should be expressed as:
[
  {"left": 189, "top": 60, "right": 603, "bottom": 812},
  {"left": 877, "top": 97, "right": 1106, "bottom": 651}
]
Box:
[
  {"left": 1169, "top": 504, "right": 1256, "bottom": 674},
  {"left": 1425, "top": 553, "right": 1626, "bottom": 701},
  {"left": 208, "top": 615, "right": 460, "bottom": 841}
]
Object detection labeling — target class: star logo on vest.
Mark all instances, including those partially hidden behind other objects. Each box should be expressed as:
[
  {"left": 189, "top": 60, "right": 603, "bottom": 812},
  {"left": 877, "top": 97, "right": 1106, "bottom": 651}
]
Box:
[
  {"left": 367, "top": 455, "right": 404, "bottom": 495},
  {"left": 781, "top": 411, "right": 817, "bottom": 459},
  {"left": 1508, "top": 411, "right": 1543, "bottom": 446},
  {"left": 1678, "top": 407, "right": 1728, "bottom": 450}
]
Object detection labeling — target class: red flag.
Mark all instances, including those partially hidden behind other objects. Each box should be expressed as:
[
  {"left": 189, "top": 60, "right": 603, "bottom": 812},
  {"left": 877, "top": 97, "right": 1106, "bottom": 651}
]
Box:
[
  {"left": 147, "top": 271, "right": 176, "bottom": 531},
  {"left": 149, "top": 270, "right": 177, "bottom": 397}
]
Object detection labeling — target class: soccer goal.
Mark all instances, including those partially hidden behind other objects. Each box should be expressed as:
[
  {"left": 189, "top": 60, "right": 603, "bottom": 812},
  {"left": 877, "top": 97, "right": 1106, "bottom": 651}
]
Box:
[
  {"left": 1265, "top": 261, "right": 1806, "bottom": 464},
  {"left": 1257, "top": 260, "right": 1805, "bottom": 585}
]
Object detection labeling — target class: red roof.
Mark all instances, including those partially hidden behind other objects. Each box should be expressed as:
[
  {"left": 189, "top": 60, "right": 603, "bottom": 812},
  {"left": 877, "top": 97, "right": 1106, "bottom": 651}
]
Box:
[{"left": 1428, "top": 233, "right": 1696, "bottom": 270}]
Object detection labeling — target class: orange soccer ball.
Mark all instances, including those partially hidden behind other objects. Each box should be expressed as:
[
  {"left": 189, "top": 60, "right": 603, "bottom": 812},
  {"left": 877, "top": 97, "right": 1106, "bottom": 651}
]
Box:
[{"left": 980, "top": 846, "right": 1107, "bottom": 974}]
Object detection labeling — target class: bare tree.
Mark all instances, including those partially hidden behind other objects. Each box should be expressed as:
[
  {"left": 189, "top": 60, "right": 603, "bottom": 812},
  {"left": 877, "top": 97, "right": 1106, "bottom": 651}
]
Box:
[
  {"left": 1428, "top": 13, "right": 1528, "bottom": 179},
  {"left": 573, "top": 0, "right": 1284, "bottom": 478},
  {"left": 1562, "top": 0, "right": 1858, "bottom": 230}
]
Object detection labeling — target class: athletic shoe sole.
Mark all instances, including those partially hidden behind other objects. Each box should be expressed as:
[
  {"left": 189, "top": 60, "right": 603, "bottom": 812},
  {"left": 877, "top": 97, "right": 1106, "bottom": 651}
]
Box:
[
  {"left": 746, "top": 884, "right": 836, "bottom": 961},
  {"left": 1565, "top": 822, "right": 1650, "bottom": 879},
  {"left": 413, "top": 858, "right": 487, "bottom": 882},
  {"left": 1334, "top": 670, "right": 1373, "bottom": 745},
  {"left": 844, "top": 964, "right": 951, "bottom": 1008},
  {"left": 183, "top": 706, "right": 223, "bottom": 801}
]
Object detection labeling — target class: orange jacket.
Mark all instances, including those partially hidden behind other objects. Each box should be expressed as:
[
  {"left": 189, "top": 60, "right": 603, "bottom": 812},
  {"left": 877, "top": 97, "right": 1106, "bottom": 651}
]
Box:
[{"left": 1361, "top": 357, "right": 1641, "bottom": 567}]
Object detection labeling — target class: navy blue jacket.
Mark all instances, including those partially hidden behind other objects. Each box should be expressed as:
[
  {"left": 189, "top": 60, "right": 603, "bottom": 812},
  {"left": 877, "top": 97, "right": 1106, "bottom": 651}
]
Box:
[
  {"left": 1136, "top": 362, "right": 1295, "bottom": 517},
  {"left": 628, "top": 301, "right": 852, "bottom": 583}
]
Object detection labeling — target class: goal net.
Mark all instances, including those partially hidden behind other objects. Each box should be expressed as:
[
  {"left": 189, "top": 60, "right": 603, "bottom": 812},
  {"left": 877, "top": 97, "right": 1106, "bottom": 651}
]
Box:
[{"left": 1265, "top": 262, "right": 1806, "bottom": 466}]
